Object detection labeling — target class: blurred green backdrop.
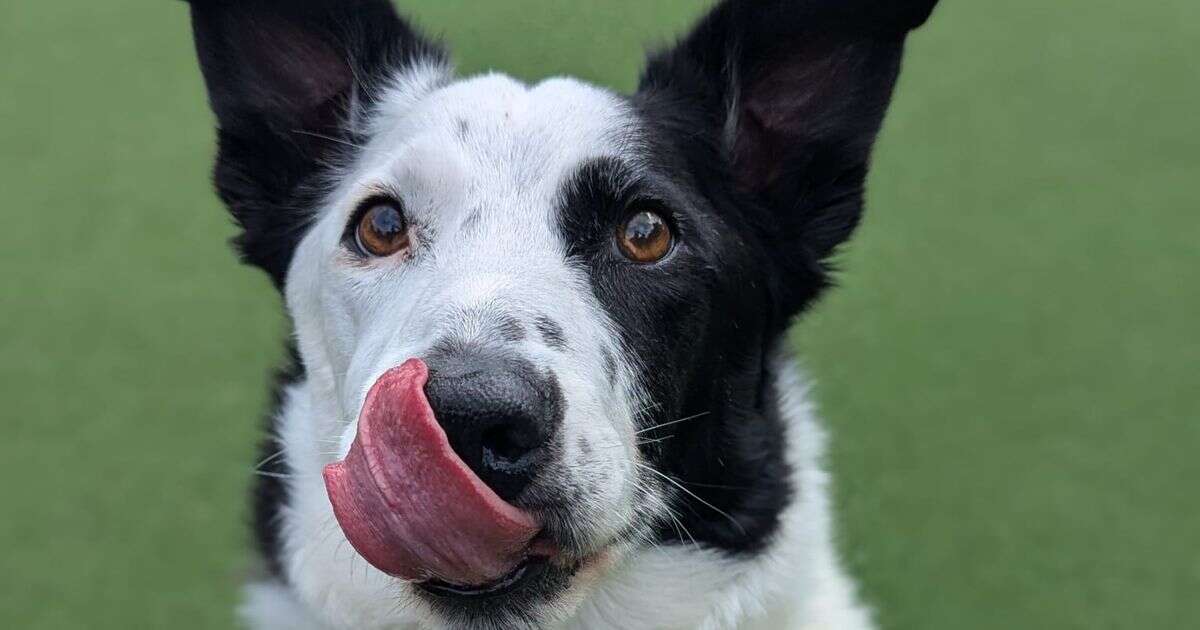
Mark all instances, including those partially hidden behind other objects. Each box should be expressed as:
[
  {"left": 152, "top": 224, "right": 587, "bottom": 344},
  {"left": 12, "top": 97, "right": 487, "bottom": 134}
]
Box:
[{"left": 2, "top": 1, "right": 1197, "bottom": 628}]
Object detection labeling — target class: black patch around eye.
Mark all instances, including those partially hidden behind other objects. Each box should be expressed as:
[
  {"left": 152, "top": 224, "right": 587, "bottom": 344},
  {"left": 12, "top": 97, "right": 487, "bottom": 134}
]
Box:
[
  {"left": 554, "top": 132, "right": 794, "bottom": 558},
  {"left": 557, "top": 157, "right": 648, "bottom": 260},
  {"left": 533, "top": 316, "right": 567, "bottom": 351}
]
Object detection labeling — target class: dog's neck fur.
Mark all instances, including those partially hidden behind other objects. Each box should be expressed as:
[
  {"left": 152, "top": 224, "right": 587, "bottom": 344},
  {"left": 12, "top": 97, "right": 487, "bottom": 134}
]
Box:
[{"left": 242, "top": 348, "right": 873, "bottom": 630}]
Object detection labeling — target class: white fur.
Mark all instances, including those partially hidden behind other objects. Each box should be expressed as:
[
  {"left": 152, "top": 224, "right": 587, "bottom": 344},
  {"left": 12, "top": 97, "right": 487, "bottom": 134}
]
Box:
[{"left": 244, "top": 66, "right": 873, "bottom": 629}]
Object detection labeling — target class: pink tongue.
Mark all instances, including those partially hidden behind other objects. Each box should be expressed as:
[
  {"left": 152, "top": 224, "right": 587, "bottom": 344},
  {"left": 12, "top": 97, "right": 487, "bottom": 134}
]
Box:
[{"left": 323, "top": 359, "right": 540, "bottom": 585}]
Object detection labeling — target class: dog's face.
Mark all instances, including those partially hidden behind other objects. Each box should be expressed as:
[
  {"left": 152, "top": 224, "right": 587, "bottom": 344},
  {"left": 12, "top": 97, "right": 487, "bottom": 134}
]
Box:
[
  {"left": 293, "top": 76, "right": 678, "bottom": 609},
  {"left": 187, "top": 1, "right": 935, "bottom": 627}
]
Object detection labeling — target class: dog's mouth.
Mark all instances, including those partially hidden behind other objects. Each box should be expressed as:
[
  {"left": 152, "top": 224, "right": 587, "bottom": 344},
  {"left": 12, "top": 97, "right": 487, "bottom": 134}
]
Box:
[
  {"left": 416, "top": 555, "right": 550, "bottom": 600},
  {"left": 323, "top": 359, "right": 614, "bottom": 601},
  {"left": 322, "top": 359, "right": 545, "bottom": 586},
  {"left": 410, "top": 528, "right": 594, "bottom": 603}
]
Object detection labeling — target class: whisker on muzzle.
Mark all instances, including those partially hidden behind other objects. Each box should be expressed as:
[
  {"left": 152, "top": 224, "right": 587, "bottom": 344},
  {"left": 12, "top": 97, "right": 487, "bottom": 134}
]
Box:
[
  {"left": 634, "top": 411, "right": 711, "bottom": 435},
  {"left": 635, "top": 462, "right": 746, "bottom": 535}
]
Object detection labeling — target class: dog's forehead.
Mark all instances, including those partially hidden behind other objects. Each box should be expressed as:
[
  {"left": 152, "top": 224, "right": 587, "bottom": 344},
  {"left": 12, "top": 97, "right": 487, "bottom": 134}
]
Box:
[
  {"left": 362, "top": 73, "right": 637, "bottom": 199},
  {"left": 297, "top": 73, "right": 641, "bottom": 365}
]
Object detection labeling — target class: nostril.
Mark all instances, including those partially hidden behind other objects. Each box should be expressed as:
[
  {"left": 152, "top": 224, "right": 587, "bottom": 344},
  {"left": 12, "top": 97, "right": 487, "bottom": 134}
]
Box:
[{"left": 481, "top": 422, "right": 541, "bottom": 472}]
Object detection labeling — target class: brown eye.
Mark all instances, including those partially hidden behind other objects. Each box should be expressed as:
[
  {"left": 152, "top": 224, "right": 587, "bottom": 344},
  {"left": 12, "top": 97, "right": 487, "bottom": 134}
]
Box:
[
  {"left": 355, "top": 201, "right": 410, "bottom": 257},
  {"left": 617, "top": 209, "right": 673, "bottom": 263}
]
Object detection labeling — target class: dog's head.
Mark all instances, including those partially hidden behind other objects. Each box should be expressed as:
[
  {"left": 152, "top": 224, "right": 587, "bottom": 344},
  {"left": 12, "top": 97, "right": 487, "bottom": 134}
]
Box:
[{"left": 187, "top": 0, "right": 935, "bottom": 627}]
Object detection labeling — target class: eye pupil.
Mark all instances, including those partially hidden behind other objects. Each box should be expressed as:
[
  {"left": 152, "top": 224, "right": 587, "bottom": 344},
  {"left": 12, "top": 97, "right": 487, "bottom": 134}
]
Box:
[
  {"left": 355, "top": 201, "right": 410, "bottom": 257},
  {"left": 617, "top": 209, "right": 672, "bottom": 263},
  {"left": 370, "top": 206, "right": 403, "bottom": 236},
  {"left": 628, "top": 213, "right": 660, "bottom": 242}
]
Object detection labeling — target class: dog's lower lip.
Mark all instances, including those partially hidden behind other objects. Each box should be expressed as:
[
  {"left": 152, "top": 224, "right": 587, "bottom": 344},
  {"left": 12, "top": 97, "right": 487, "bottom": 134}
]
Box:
[{"left": 416, "top": 557, "right": 549, "bottom": 600}]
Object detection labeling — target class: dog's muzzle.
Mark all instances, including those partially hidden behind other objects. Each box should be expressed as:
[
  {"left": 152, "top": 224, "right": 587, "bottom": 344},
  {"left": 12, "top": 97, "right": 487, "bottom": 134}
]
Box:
[{"left": 323, "top": 359, "right": 558, "bottom": 587}]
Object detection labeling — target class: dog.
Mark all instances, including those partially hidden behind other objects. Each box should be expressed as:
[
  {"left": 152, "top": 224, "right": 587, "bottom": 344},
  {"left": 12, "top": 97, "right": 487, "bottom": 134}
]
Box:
[{"left": 184, "top": 1, "right": 938, "bottom": 628}]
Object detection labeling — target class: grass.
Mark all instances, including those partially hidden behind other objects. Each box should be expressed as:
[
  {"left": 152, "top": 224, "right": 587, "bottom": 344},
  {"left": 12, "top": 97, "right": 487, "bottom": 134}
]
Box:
[{"left": 1, "top": 1, "right": 1197, "bottom": 628}]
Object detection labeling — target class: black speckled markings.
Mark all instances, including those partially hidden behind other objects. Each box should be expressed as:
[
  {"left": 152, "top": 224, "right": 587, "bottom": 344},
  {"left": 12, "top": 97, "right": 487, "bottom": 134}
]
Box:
[
  {"left": 533, "top": 315, "right": 568, "bottom": 351},
  {"left": 495, "top": 313, "right": 526, "bottom": 343}
]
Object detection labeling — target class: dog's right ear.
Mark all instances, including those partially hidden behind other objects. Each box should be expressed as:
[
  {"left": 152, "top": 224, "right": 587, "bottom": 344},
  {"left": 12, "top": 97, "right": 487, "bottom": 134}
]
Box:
[
  {"left": 638, "top": 0, "right": 937, "bottom": 312},
  {"left": 186, "top": 0, "right": 445, "bottom": 288}
]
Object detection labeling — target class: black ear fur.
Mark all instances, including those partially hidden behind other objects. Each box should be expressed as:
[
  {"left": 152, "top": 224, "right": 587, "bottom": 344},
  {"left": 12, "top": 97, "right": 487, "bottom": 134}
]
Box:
[
  {"left": 186, "top": 0, "right": 445, "bottom": 287},
  {"left": 639, "top": 0, "right": 937, "bottom": 300}
]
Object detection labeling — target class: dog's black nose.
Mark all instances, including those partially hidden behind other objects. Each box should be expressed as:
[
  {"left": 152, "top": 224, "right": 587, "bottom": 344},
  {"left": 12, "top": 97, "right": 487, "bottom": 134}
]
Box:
[{"left": 424, "top": 347, "right": 561, "bottom": 501}]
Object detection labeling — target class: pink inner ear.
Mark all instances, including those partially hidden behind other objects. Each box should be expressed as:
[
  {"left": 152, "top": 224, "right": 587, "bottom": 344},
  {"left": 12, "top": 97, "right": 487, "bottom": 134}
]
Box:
[
  {"left": 734, "top": 38, "right": 882, "bottom": 193},
  {"left": 323, "top": 359, "right": 541, "bottom": 585}
]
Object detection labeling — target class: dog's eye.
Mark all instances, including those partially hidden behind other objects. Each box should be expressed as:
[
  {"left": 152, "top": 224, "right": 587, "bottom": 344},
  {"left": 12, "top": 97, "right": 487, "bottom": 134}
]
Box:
[
  {"left": 355, "top": 200, "right": 410, "bottom": 258},
  {"left": 617, "top": 208, "right": 673, "bottom": 263}
]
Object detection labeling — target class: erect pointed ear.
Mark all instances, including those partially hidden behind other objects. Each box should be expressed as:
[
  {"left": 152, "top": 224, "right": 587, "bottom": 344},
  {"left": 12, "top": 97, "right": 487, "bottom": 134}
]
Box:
[
  {"left": 639, "top": 0, "right": 937, "bottom": 266},
  {"left": 185, "top": 0, "right": 446, "bottom": 287}
]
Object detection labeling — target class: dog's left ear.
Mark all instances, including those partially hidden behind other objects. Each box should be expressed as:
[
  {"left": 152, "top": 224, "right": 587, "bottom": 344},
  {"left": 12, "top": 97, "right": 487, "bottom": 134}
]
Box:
[
  {"left": 639, "top": 0, "right": 937, "bottom": 297},
  {"left": 186, "top": 0, "right": 445, "bottom": 287}
]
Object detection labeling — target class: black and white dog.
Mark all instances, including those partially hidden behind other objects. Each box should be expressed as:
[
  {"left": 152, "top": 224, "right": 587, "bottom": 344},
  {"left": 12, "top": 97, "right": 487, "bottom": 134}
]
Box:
[{"left": 184, "top": 1, "right": 938, "bottom": 627}]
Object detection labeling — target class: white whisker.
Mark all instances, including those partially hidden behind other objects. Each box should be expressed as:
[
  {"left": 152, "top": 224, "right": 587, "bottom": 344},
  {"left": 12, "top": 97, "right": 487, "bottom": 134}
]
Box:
[
  {"left": 290, "top": 129, "right": 367, "bottom": 150},
  {"left": 635, "top": 411, "right": 711, "bottom": 435},
  {"left": 636, "top": 462, "right": 746, "bottom": 535},
  {"left": 254, "top": 449, "right": 287, "bottom": 471}
]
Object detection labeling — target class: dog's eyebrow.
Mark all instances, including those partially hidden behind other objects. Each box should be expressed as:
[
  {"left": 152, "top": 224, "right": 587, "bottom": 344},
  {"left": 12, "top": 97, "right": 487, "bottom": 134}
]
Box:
[
  {"left": 556, "top": 156, "right": 644, "bottom": 259},
  {"left": 559, "top": 156, "right": 640, "bottom": 206}
]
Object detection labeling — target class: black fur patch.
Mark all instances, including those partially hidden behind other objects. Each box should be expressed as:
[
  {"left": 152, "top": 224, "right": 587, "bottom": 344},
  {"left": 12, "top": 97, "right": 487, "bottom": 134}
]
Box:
[
  {"left": 558, "top": 151, "right": 792, "bottom": 554},
  {"left": 557, "top": 0, "right": 936, "bottom": 554}
]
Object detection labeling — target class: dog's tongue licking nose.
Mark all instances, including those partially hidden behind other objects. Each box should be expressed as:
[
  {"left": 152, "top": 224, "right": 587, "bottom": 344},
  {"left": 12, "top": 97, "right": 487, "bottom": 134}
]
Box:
[{"left": 323, "top": 359, "right": 540, "bottom": 585}]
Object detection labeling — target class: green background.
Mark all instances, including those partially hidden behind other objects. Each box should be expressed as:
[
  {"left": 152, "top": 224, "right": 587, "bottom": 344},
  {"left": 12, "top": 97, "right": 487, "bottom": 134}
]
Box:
[{"left": 2, "top": 1, "right": 1197, "bottom": 628}]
